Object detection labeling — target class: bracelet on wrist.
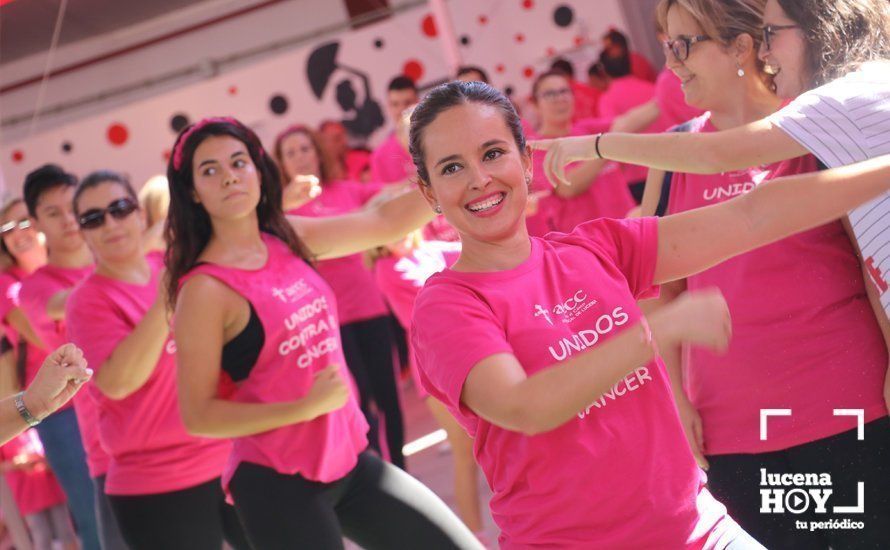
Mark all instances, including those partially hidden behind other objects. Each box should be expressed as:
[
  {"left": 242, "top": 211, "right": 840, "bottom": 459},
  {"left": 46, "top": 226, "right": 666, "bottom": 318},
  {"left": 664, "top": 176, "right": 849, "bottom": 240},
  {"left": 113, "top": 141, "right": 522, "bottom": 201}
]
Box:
[
  {"left": 594, "top": 133, "right": 604, "bottom": 159},
  {"left": 14, "top": 392, "right": 41, "bottom": 427}
]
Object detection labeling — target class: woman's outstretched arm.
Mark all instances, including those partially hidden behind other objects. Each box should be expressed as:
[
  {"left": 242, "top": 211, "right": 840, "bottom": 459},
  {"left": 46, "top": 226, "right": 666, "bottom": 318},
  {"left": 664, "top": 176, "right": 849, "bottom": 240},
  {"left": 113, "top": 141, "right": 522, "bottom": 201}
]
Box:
[
  {"left": 531, "top": 119, "right": 809, "bottom": 186},
  {"left": 653, "top": 154, "right": 890, "bottom": 284}
]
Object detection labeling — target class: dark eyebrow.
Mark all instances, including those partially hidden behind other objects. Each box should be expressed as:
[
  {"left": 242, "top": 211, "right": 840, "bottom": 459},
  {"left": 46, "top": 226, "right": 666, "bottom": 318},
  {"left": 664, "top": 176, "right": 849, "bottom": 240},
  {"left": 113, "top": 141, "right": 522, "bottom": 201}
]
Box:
[
  {"left": 197, "top": 150, "right": 247, "bottom": 169},
  {"left": 434, "top": 139, "right": 509, "bottom": 167},
  {"left": 434, "top": 154, "right": 460, "bottom": 168}
]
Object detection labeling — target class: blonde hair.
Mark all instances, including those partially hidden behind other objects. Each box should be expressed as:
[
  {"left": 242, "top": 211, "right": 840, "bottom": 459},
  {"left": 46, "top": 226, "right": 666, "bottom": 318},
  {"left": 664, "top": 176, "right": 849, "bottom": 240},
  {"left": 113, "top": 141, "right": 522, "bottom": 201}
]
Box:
[
  {"left": 658, "top": 0, "right": 770, "bottom": 79},
  {"left": 138, "top": 175, "right": 170, "bottom": 228}
]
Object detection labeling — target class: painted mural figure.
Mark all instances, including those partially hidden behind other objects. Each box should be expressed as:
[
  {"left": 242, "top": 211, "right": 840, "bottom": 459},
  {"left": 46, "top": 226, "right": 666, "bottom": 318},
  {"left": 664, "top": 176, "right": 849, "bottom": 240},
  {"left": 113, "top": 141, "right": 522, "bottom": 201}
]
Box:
[{"left": 307, "top": 42, "right": 385, "bottom": 140}]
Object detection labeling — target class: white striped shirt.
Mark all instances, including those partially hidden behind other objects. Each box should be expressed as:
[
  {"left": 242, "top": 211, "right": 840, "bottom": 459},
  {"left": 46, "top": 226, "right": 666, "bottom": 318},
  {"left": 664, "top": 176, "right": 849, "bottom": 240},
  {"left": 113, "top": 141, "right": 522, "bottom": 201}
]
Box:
[{"left": 769, "top": 61, "right": 890, "bottom": 319}]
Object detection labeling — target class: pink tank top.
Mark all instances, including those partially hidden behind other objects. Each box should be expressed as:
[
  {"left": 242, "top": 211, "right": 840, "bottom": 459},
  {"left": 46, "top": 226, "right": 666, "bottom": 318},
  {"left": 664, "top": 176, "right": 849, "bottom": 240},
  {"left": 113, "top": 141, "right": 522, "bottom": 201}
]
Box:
[{"left": 181, "top": 233, "right": 368, "bottom": 490}]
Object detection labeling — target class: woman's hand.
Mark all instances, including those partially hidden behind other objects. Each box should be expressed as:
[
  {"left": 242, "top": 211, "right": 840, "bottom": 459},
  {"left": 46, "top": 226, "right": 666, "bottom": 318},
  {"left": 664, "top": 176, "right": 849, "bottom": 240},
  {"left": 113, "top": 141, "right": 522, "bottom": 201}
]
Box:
[
  {"left": 23, "top": 344, "right": 92, "bottom": 420},
  {"left": 529, "top": 135, "right": 600, "bottom": 188},
  {"left": 302, "top": 365, "right": 349, "bottom": 419},
  {"left": 652, "top": 289, "right": 732, "bottom": 353},
  {"left": 283, "top": 175, "right": 322, "bottom": 211}
]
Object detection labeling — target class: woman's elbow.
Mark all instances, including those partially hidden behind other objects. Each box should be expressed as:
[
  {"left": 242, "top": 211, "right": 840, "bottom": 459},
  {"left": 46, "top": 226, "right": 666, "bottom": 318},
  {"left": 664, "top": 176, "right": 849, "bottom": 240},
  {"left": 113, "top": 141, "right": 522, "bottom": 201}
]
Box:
[{"left": 180, "top": 402, "right": 223, "bottom": 438}]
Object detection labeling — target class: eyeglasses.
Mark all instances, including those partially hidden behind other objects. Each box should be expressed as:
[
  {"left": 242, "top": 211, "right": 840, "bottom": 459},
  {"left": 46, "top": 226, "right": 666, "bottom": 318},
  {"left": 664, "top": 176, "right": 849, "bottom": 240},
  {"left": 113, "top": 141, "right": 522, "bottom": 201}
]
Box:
[
  {"left": 0, "top": 218, "right": 31, "bottom": 235},
  {"left": 662, "top": 35, "right": 711, "bottom": 62},
  {"left": 761, "top": 24, "right": 799, "bottom": 51},
  {"left": 538, "top": 88, "right": 572, "bottom": 101},
  {"left": 77, "top": 198, "right": 139, "bottom": 230}
]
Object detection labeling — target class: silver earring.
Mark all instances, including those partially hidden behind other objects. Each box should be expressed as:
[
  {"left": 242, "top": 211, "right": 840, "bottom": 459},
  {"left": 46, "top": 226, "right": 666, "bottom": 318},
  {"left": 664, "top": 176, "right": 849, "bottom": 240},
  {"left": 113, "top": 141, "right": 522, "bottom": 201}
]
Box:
[
  {"left": 736, "top": 64, "right": 745, "bottom": 77},
  {"left": 434, "top": 205, "right": 442, "bottom": 214},
  {"left": 525, "top": 175, "right": 531, "bottom": 185}
]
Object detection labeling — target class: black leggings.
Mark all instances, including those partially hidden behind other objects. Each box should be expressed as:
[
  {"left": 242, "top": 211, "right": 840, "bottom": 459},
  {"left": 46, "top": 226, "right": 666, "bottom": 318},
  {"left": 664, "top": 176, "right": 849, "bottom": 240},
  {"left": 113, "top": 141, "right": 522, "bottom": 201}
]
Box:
[
  {"left": 108, "top": 477, "right": 251, "bottom": 550},
  {"left": 341, "top": 316, "right": 405, "bottom": 468},
  {"left": 707, "top": 417, "right": 890, "bottom": 550},
  {"left": 229, "top": 452, "right": 480, "bottom": 549}
]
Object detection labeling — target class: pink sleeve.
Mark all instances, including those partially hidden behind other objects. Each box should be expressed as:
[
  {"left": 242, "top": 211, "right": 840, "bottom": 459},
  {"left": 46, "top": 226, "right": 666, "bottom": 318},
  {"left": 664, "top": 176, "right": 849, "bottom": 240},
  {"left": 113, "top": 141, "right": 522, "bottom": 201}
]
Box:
[
  {"left": 597, "top": 91, "right": 619, "bottom": 119},
  {"left": 354, "top": 181, "right": 386, "bottom": 205},
  {"left": 551, "top": 217, "right": 660, "bottom": 300},
  {"left": 0, "top": 275, "right": 21, "bottom": 323},
  {"left": 411, "top": 282, "right": 513, "bottom": 421},
  {"left": 18, "top": 280, "right": 51, "bottom": 325},
  {"left": 573, "top": 117, "right": 612, "bottom": 135},
  {"left": 65, "top": 285, "right": 132, "bottom": 389},
  {"left": 369, "top": 147, "right": 388, "bottom": 183}
]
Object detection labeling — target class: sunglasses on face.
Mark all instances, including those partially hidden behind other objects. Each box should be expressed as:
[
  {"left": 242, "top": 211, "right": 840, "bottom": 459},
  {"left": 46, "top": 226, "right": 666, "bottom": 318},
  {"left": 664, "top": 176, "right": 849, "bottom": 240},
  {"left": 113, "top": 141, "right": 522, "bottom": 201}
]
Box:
[
  {"left": 0, "top": 218, "right": 31, "bottom": 235},
  {"left": 77, "top": 198, "right": 139, "bottom": 230},
  {"left": 761, "top": 24, "right": 799, "bottom": 52},
  {"left": 662, "top": 35, "right": 711, "bottom": 62}
]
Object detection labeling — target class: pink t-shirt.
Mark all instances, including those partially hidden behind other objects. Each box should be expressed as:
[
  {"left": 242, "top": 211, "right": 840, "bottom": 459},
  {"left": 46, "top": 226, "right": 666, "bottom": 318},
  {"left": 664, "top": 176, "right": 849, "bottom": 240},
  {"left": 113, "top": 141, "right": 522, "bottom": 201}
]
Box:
[
  {"left": 19, "top": 264, "right": 93, "bottom": 354},
  {"left": 370, "top": 132, "right": 414, "bottom": 184},
  {"left": 0, "top": 431, "right": 66, "bottom": 516},
  {"left": 181, "top": 234, "right": 368, "bottom": 492},
  {"left": 289, "top": 180, "right": 390, "bottom": 324},
  {"left": 570, "top": 80, "right": 601, "bottom": 120},
  {"left": 66, "top": 253, "right": 231, "bottom": 495},
  {"left": 412, "top": 217, "right": 728, "bottom": 548},
  {"left": 599, "top": 75, "right": 666, "bottom": 184},
  {"left": 18, "top": 263, "right": 109, "bottom": 477},
  {"left": 374, "top": 241, "right": 461, "bottom": 397},
  {"left": 630, "top": 51, "right": 658, "bottom": 83},
  {"left": 667, "top": 114, "right": 888, "bottom": 454},
  {"left": 655, "top": 69, "right": 705, "bottom": 128},
  {"left": 0, "top": 267, "right": 47, "bottom": 392},
  {"left": 528, "top": 118, "right": 634, "bottom": 234}
]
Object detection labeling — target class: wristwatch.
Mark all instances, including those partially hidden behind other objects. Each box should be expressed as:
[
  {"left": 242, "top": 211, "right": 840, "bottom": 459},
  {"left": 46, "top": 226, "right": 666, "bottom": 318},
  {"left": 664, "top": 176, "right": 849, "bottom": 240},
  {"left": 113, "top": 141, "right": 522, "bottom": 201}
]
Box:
[{"left": 14, "top": 392, "right": 41, "bottom": 427}]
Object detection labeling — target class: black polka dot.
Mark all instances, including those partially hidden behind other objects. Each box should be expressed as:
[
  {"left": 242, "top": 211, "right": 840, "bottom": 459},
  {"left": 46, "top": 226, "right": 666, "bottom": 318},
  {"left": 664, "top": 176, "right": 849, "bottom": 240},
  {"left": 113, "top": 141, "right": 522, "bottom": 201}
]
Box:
[
  {"left": 61, "top": 141, "right": 72, "bottom": 153},
  {"left": 504, "top": 85, "right": 515, "bottom": 96},
  {"left": 374, "top": 38, "right": 384, "bottom": 49},
  {"left": 460, "top": 35, "right": 471, "bottom": 46},
  {"left": 270, "top": 95, "right": 289, "bottom": 115},
  {"left": 553, "top": 5, "right": 574, "bottom": 27},
  {"left": 170, "top": 113, "right": 189, "bottom": 133}
]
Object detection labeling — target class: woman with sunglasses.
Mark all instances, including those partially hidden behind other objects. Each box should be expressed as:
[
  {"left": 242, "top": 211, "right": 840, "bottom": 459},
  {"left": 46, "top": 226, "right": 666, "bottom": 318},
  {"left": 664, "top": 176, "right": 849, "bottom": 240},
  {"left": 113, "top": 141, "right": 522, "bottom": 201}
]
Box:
[
  {"left": 640, "top": 1, "right": 888, "bottom": 547},
  {"left": 166, "top": 117, "right": 480, "bottom": 549},
  {"left": 534, "top": 0, "right": 890, "bottom": 317},
  {"left": 65, "top": 170, "right": 249, "bottom": 550},
  {"left": 525, "top": 71, "right": 635, "bottom": 236},
  {"left": 272, "top": 124, "right": 407, "bottom": 469}
]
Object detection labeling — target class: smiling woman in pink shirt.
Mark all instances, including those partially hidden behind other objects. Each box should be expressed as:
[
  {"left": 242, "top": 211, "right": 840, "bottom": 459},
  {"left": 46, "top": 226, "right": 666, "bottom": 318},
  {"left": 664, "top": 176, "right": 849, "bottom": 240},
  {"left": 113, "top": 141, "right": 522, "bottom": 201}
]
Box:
[{"left": 407, "top": 80, "right": 889, "bottom": 549}]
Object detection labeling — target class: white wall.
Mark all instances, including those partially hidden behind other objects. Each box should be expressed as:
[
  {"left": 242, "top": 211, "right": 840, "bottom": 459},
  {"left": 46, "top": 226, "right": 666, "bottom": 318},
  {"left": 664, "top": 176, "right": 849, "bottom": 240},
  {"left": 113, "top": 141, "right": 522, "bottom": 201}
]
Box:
[{"left": 0, "top": 0, "right": 628, "bottom": 195}]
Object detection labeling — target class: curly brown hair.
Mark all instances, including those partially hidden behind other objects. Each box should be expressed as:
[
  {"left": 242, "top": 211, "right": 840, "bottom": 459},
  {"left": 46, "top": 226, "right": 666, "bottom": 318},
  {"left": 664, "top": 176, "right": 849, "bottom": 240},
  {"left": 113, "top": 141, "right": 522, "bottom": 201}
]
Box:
[{"left": 777, "top": 0, "right": 890, "bottom": 87}]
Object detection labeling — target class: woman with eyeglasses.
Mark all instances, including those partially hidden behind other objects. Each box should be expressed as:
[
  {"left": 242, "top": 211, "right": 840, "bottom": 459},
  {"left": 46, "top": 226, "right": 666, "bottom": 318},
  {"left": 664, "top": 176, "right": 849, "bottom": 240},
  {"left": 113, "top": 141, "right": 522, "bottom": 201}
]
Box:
[
  {"left": 534, "top": 0, "right": 890, "bottom": 317},
  {"left": 525, "top": 70, "right": 635, "bottom": 236},
  {"left": 636, "top": 0, "right": 888, "bottom": 547},
  {"left": 0, "top": 199, "right": 49, "bottom": 398},
  {"left": 64, "top": 170, "right": 250, "bottom": 550}
]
